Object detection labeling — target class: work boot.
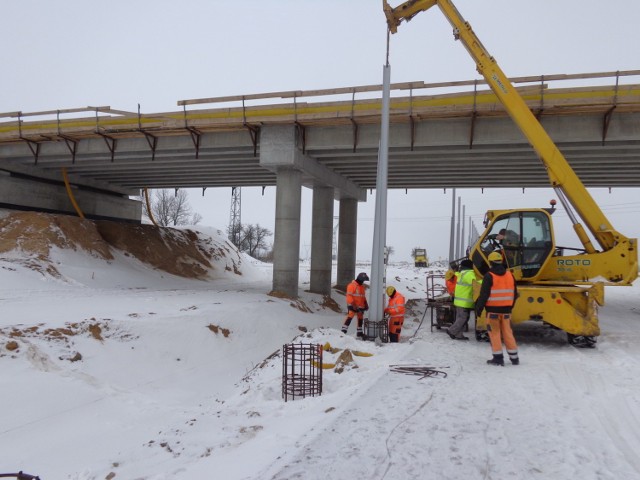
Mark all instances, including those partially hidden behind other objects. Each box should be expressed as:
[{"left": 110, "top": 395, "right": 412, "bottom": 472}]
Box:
[
  {"left": 486, "top": 354, "right": 504, "bottom": 366},
  {"left": 511, "top": 358, "right": 520, "bottom": 365},
  {"left": 356, "top": 332, "right": 365, "bottom": 340}
]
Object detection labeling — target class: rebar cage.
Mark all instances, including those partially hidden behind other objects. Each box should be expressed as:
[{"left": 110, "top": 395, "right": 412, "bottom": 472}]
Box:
[
  {"left": 364, "top": 319, "right": 389, "bottom": 343},
  {"left": 282, "top": 343, "right": 323, "bottom": 402}
]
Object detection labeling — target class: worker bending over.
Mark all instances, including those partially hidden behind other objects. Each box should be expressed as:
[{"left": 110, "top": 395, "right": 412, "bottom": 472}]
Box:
[{"left": 385, "top": 285, "right": 406, "bottom": 343}]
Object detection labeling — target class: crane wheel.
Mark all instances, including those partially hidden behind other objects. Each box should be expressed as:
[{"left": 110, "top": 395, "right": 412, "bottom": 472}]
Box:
[
  {"left": 567, "top": 333, "right": 597, "bottom": 348},
  {"left": 475, "top": 329, "right": 489, "bottom": 342}
]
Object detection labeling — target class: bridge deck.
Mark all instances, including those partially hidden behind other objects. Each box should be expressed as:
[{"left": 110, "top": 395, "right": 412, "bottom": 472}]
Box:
[{"left": 1, "top": 70, "right": 639, "bottom": 191}]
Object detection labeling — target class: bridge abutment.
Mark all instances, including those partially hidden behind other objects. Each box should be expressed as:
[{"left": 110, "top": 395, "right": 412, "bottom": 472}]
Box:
[{"left": 0, "top": 170, "right": 141, "bottom": 222}]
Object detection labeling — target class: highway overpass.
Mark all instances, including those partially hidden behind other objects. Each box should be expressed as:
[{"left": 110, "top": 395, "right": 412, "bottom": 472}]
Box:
[{"left": 1, "top": 70, "right": 639, "bottom": 296}]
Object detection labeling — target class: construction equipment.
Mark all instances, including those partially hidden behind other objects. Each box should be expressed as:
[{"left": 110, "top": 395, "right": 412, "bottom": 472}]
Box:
[
  {"left": 384, "top": 0, "right": 638, "bottom": 347},
  {"left": 413, "top": 248, "right": 428, "bottom": 267},
  {"left": 425, "top": 272, "right": 454, "bottom": 332}
]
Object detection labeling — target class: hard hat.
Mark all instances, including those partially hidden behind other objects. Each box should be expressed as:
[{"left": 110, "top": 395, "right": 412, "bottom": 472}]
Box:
[
  {"left": 386, "top": 286, "right": 396, "bottom": 297},
  {"left": 488, "top": 251, "right": 503, "bottom": 263},
  {"left": 356, "top": 272, "right": 369, "bottom": 283}
]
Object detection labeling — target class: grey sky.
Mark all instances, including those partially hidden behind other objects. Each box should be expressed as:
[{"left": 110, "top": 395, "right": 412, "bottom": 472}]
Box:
[{"left": 3, "top": 0, "right": 639, "bottom": 261}]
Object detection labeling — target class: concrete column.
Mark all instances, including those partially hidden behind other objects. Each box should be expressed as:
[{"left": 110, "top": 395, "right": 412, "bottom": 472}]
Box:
[
  {"left": 260, "top": 124, "right": 366, "bottom": 297},
  {"left": 336, "top": 197, "right": 358, "bottom": 291},
  {"left": 272, "top": 168, "right": 302, "bottom": 297},
  {"left": 309, "top": 185, "right": 334, "bottom": 295}
]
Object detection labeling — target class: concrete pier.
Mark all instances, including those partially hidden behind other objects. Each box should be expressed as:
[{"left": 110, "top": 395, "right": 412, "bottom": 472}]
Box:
[
  {"left": 309, "top": 185, "right": 334, "bottom": 295},
  {"left": 336, "top": 197, "right": 358, "bottom": 291}
]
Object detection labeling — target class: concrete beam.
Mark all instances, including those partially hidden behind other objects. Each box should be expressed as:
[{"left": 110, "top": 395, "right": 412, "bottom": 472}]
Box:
[
  {"left": 0, "top": 174, "right": 141, "bottom": 221},
  {"left": 0, "top": 160, "right": 137, "bottom": 196},
  {"left": 259, "top": 125, "right": 365, "bottom": 201}
]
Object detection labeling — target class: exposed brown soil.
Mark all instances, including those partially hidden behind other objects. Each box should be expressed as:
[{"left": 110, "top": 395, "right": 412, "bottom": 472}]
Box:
[
  {"left": 0, "top": 318, "right": 136, "bottom": 357},
  {"left": 0, "top": 211, "right": 220, "bottom": 280},
  {"left": 95, "top": 220, "right": 213, "bottom": 279},
  {"left": 0, "top": 211, "right": 113, "bottom": 260},
  {"left": 207, "top": 324, "right": 231, "bottom": 338}
]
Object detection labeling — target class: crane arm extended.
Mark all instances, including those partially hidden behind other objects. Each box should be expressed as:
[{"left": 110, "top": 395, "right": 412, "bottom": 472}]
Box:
[{"left": 383, "top": 0, "right": 623, "bottom": 252}]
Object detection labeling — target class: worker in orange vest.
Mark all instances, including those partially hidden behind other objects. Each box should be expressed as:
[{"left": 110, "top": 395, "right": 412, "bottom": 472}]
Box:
[
  {"left": 341, "top": 272, "right": 369, "bottom": 338},
  {"left": 385, "top": 285, "right": 406, "bottom": 343},
  {"left": 444, "top": 268, "right": 457, "bottom": 296},
  {"left": 475, "top": 251, "right": 519, "bottom": 366}
]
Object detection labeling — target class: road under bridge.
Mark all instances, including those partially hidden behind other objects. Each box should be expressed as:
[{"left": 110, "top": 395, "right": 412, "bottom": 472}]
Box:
[{"left": 1, "top": 70, "right": 639, "bottom": 296}]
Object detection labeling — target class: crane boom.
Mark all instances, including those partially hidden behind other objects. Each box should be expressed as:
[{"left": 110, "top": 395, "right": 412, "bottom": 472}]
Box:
[
  {"left": 383, "top": 0, "right": 621, "bottom": 253},
  {"left": 385, "top": 0, "right": 637, "bottom": 345}
]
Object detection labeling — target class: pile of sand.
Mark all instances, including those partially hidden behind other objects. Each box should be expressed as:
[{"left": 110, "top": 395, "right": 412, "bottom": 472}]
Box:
[{"left": 0, "top": 211, "right": 225, "bottom": 280}]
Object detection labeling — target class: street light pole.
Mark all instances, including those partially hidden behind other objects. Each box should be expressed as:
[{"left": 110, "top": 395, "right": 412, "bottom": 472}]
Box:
[{"left": 369, "top": 47, "right": 392, "bottom": 330}]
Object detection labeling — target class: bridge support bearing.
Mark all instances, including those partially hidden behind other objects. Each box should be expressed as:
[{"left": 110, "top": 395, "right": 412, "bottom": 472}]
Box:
[{"left": 309, "top": 185, "right": 334, "bottom": 295}]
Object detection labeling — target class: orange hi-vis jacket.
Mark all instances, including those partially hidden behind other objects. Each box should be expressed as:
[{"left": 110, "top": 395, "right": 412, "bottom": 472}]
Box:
[
  {"left": 346, "top": 280, "right": 368, "bottom": 309},
  {"left": 485, "top": 271, "right": 515, "bottom": 308},
  {"left": 385, "top": 292, "right": 406, "bottom": 334}
]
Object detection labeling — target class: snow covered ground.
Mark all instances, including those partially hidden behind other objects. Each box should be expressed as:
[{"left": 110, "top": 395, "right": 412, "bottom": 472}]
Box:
[{"left": 1, "top": 219, "right": 640, "bottom": 480}]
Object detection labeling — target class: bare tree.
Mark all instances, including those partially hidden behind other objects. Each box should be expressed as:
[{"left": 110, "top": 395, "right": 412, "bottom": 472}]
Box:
[
  {"left": 259, "top": 245, "right": 274, "bottom": 263},
  {"left": 386, "top": 245, "right": 395, "bottom": 261},
  {"left": 144, "top": 189, "right": 202, "bottom": 226},
  {"left": 227, "top": 222, "right": 243, "bottom": 248},
  {"left": 239, "top": 224, "right": 273, "bottom": 257}
]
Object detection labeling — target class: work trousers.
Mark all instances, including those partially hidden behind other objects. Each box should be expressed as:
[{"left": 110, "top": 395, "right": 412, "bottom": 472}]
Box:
[
  {"left": 388, "top": 317, "right": 404, "bottom": 343},
  {"left": 342, "top": 311, "right": 364, "bottom": 336},
  {"left": 449, "top": 306, "right": 472, "bottom": 338},
  {"left": 487, "top": 312, "right": 519, "bottom": 362}
]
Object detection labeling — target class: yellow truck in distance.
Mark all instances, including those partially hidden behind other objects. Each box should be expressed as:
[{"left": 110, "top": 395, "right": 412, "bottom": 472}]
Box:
[{"left": 414, "top": 248, "right": 428, "bottom": 267}]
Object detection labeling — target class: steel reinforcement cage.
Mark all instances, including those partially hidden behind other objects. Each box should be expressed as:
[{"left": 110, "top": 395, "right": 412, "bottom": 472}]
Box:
[{"left": 281, "top": 343, "right": 323, "bottom": 402}]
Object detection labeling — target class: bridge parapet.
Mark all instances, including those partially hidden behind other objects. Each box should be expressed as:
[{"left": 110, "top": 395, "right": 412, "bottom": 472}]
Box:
[{"left": 2, "top": 70, "right": 639, "bottom": 144}]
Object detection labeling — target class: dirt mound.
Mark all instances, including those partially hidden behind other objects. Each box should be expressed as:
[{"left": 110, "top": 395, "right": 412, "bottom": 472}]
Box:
[
  {"left": 0, "top": 211, "right": 224, "bottom": 280},
  {"left": 96, "top": 220, "right": 212, "bottom": 279},
  {"left": 0, "top": 212, "right": 113, "bottom": 260}
]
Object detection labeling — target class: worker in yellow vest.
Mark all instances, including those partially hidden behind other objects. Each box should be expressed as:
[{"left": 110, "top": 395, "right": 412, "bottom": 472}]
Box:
[{"left": 447, "top": 259, "right": 479, "bottom": 340}]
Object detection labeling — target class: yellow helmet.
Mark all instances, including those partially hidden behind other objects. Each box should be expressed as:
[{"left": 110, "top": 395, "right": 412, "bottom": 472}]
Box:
[
  {"left": 488, "top": 251, "right": 503, "bottom": 263},
  {"left": 386, "top": 286, "right": 396, "bottom": 297}
]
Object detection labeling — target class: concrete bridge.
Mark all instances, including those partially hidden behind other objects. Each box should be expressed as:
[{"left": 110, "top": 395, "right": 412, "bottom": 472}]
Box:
[{"left": 1, "top": 70, "right": 639, "bottom": 297}]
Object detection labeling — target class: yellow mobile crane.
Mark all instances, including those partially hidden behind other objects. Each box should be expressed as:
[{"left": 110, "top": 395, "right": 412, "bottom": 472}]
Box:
[{"left": 384, "top": 0, "right": 638, "bottom": 347}]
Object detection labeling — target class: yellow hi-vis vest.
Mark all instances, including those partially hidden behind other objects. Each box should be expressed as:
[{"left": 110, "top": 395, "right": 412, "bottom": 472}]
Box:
[{"left": 453, "top": 269, "right": 476, "bottom": 308}]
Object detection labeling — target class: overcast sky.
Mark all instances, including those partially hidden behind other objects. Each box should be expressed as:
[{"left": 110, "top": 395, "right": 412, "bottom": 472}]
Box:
[{"left": 2, "top": 0, "right": 640, "bottom": 261}]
